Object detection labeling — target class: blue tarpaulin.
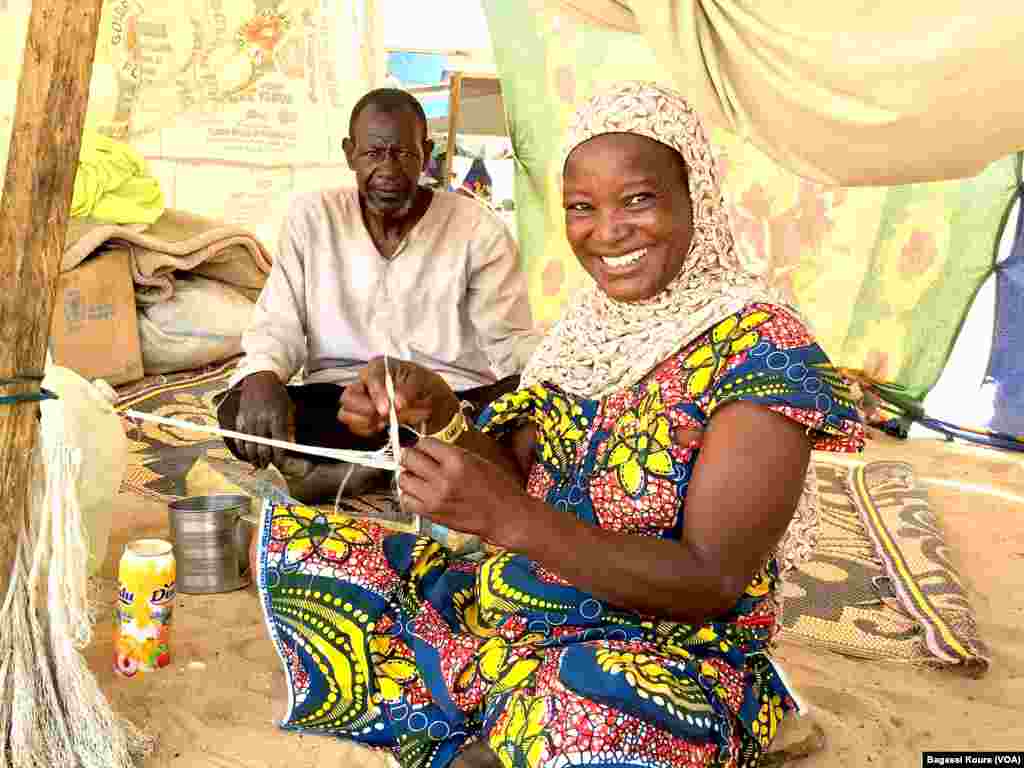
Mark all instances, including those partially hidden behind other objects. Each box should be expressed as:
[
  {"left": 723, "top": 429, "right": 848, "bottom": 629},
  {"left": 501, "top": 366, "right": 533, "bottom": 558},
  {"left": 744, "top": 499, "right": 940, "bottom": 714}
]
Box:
[
  {"left": 984, "top": 155, "right": 1024, "bottom": 434},
  {"left": 387, "top": 52, "right": 447, "bottom": 86}
]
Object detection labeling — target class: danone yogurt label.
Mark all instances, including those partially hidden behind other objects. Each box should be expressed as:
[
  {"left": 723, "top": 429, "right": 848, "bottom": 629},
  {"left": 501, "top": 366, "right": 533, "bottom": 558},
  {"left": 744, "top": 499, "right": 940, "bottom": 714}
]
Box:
[{"left": 114, "top": 539, "right": 176, "bottom": 677}]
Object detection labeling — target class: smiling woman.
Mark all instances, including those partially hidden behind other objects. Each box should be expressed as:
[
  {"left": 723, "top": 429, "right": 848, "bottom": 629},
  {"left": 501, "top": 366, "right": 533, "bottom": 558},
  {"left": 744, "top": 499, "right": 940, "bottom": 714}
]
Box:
[{"left": 255, "top": 82, "right": 865, "bottom": 768}]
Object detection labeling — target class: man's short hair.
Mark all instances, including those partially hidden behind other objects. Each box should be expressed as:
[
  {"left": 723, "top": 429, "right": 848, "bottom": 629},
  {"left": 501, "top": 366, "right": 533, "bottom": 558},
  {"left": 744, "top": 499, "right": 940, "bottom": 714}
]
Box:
[{"left": 349, "top": 88, "right": 429, "bottom": 140}]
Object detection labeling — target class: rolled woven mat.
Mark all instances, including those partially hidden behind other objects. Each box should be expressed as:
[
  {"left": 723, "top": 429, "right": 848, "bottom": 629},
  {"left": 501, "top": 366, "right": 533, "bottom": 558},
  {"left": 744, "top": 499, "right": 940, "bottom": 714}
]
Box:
[{"left": 778, "top": 460, "right": 989, "bottom": 676}]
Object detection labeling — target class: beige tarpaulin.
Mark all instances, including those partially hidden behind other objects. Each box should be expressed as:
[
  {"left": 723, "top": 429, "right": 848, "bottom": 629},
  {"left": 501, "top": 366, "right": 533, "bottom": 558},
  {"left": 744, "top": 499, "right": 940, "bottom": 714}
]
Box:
[{"left": 558, "top": 1, "right": 1023, "bottom": 186}]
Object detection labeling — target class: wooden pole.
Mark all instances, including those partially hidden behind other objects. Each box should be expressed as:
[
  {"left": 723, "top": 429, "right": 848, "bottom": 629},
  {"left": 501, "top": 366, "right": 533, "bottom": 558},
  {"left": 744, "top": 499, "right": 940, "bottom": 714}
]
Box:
[
  {"left": 0, "top": 0, "right": 104, "bottom": 596},
  {"left": 445, "top": 71, "right": 463, "bottom": 189}
]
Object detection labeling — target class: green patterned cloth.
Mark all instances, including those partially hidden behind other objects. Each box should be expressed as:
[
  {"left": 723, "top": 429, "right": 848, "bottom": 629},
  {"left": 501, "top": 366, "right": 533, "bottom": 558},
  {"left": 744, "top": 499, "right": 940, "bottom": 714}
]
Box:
[{"left": 482, "top": 0, "right": 1017, "bottom": 400}]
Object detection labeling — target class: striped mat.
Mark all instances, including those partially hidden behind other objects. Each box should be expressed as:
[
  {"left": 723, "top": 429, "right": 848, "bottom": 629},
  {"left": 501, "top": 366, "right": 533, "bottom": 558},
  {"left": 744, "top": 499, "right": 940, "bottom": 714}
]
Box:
[{"left": 779, "top": 460, "right": 988, "bottom": 675}]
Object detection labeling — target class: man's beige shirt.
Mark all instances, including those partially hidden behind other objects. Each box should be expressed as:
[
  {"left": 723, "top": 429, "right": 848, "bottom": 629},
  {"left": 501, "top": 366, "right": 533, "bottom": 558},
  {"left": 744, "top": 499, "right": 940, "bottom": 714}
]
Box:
[{"left": 231, "top": 187, "right": 539, "bottom": 392}]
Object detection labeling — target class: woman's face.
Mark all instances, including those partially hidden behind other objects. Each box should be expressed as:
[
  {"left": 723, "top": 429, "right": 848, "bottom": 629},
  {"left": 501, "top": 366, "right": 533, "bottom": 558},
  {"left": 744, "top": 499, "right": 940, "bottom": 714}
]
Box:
[{"left": 563, "top": 133, "right": 694, "bottom": 303}]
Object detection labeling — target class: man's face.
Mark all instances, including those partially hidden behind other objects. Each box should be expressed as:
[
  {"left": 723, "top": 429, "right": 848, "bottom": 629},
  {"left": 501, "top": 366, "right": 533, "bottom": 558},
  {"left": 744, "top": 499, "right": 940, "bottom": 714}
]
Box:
[{"left": 343, "top": 105, "right": 432, "bottom": 220}]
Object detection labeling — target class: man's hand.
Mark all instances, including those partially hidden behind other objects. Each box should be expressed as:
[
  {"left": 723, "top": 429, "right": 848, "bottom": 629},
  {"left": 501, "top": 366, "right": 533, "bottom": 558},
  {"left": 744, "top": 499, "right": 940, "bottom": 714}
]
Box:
[
  {"left": 235, "top": 371, "right": 293, "bottom": 468},
  {"left": 338, "top": 358, "right": 460, "bottom": 438}
]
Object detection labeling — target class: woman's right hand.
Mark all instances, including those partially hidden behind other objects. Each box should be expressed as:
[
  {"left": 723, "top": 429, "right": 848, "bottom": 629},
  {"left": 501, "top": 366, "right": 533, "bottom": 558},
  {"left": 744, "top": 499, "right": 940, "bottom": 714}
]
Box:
[{"left": 338, "top": 358, "right": 460, "bottom": 438}]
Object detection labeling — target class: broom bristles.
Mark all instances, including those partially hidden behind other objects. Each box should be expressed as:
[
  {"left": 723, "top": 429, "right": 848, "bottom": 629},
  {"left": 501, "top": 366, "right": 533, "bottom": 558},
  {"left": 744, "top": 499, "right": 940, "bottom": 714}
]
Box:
[{"left": 0, "top": 408, "right": 155, "bottom": 767}]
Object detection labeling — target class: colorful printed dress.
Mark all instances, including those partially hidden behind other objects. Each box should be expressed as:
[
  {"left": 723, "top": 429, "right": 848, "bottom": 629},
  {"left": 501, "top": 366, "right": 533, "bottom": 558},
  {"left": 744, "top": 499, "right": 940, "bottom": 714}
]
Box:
[{"left": 256, "top": 303, "right": 864, "bottom": 768}]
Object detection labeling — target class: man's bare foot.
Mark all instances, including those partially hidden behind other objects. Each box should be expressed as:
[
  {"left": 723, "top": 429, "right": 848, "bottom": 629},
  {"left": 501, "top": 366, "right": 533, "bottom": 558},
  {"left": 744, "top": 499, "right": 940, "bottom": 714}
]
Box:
[
  {"left": 282, "top": 461, "right": 389, "bottom": 504},
  {"left": 451, "top": 740, "right": 501, "bottom": 768}
]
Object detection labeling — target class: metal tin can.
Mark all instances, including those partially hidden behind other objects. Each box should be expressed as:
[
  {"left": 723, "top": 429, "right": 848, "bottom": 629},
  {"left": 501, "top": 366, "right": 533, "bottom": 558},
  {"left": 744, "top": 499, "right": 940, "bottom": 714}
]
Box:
[
  {"left": 167, "top": 494, "right": 251, "bottom": 594},
  {"left": 114, "top": 538, "right": 176, "bottom": 677}
]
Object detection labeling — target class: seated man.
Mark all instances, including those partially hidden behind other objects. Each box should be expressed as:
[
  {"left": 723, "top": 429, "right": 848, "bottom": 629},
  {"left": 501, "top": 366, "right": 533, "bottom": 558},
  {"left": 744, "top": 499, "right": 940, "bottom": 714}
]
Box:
[{"left": 217, "top": 88, "right": 538, "bottom": 502}]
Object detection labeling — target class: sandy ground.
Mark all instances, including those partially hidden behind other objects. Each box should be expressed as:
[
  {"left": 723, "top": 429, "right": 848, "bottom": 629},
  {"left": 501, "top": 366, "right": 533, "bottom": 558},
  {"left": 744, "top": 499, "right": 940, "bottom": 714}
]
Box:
[{"left": 85, "top": 434, "right": 1024, "bottom": 767}]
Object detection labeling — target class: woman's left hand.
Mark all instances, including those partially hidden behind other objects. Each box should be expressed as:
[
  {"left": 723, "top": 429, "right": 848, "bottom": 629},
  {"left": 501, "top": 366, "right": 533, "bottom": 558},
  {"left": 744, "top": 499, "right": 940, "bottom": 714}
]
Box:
[{"left": 397, "top": 437, "right": 534, "bottom": 543}]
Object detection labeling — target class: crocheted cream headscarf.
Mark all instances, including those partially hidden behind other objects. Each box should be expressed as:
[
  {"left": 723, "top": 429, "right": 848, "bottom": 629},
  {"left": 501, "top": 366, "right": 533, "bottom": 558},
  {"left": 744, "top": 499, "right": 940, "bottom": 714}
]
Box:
[
  {"left": 521, "top": 82, "right": 820, "bottom": 574},
  {"left": 521, "top": 81, "right": 797, "bottom": 399}
]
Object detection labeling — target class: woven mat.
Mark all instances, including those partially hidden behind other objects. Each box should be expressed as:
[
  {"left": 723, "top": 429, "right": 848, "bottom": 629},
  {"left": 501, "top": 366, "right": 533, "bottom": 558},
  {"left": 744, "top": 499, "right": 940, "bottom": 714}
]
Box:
[
  {"left": 116, "top": 358, "right": 242, "bottom": 502},
  {"left": 115, "top": 364, "right": 989, "bottom": 674},
  {"left": 779, "top": 460, "right": 989, "bottom": 675}
]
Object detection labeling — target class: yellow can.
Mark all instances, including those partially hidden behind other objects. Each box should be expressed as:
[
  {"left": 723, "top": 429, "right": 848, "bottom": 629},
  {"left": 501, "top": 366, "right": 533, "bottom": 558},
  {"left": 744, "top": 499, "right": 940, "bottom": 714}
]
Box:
[{"left": 114, "top": 538, "right": 176, "bottom": 677}]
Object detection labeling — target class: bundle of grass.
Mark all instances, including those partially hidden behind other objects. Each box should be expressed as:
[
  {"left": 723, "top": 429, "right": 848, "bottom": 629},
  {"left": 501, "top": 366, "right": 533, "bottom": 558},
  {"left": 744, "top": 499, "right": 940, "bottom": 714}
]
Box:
[{"left": 0, "top": 367, "right": 153, "bottom": 767}]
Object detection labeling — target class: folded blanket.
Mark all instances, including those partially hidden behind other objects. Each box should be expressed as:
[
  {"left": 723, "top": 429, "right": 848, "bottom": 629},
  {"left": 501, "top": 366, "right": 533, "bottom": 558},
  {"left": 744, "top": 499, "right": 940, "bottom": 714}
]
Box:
[
  {"left": 72, "top": 132, "right": 165, "bottom": 225},
  {"left": 62, "top": 209, "right": 273, "bottom": 305}
]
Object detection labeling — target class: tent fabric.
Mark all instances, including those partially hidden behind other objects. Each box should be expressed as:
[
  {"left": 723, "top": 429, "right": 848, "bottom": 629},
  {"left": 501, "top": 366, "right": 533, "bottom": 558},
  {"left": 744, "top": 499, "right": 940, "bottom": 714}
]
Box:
[
  {"left": 985, "top": 158, "right": 1024, "bottom": 433},
  {"left": 556, "top": 1, "right": 1024, "bottom": 187},
  {"left": 556, "top": 1, "right": 637, "bottom": 32},
  {"left": 483, "top": 0, "right": 1018, "bottom": 400}
]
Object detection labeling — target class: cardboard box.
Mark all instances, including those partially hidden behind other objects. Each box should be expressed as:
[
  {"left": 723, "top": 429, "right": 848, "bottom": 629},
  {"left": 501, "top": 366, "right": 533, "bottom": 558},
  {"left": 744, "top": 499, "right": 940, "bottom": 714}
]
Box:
[{"left": 50, "top": 248, "right": 144, "bottom": 386}]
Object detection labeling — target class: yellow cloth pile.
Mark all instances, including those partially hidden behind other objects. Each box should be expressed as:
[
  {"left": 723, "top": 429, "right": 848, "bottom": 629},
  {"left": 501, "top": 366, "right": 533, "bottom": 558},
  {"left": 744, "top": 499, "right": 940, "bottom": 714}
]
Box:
[{"left": 71, "top": 132, "right": 164, "bottom": 225}]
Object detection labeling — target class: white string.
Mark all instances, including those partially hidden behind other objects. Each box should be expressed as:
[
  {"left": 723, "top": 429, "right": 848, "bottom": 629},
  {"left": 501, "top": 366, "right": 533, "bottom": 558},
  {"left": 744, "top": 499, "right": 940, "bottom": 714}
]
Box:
[
  {"left": 126, "top": 359, "right": 420, "bottom": 529},
  {"left": 383, "top": 354, "right": 420, "bottom": 531},
  {"left": 122, "top": 409, "right": 399, "bottom": 471},
  {"left": 383, "top": 352, "right": 402, "bottom": 498},
  {"left": 331, "top": 464, "right": 359, "bottom": 518}
]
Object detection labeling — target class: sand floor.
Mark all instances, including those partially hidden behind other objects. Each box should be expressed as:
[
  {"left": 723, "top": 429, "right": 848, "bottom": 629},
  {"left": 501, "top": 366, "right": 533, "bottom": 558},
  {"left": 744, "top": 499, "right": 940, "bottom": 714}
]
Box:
[{"left": 86, "top": 434, "right": 1024, "bottom": 766}]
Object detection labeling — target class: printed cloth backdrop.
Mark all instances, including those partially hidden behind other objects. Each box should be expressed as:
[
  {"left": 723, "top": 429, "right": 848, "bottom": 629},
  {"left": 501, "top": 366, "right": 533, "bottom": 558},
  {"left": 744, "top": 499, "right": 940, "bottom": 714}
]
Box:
[
  {"left": 1, "top": 0, "right": 1018, "bottom": 400},
  {"left": 0, "top": 0, "right": 384, "bottom": 251},
  {"left": 482, "top": 0, "right": 1019, "bottom": 400}
]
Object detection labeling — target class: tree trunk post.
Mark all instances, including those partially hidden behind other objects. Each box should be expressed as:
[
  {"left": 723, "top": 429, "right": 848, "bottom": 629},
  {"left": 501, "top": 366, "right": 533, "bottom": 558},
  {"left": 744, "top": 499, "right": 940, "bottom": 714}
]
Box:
[{"left": 0, "top": 0, "right": 104, "bottom": 596}]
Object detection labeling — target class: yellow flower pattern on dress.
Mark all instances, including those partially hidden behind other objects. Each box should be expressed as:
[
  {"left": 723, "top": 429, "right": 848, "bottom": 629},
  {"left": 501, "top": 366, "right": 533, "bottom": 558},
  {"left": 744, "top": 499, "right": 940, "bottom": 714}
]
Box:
[
  {"left": 408, "top": 539, "right": 448, "bottom": 586},
  {"left": 369, "top": 634, "right": 418, "bottom": 702},
  {"left": 270, "top": 507, "right": 373, "bottom": 571},
  {"left": 751, "top": 692, "right": 785, "bottom": 747},
  {"left": 534, "top": 389, "right": 589, "bottom": 473},
  {"left": 452, "top": 588, "right": 499, "bottom": 639},
  {"left": 485, "top": 386, "right": 536, "bottom": 422},
  {"left": 489, "top": 694, "right": 550, "bottom": 768},
  {"left": 596, "top": 649, "right": 715, "bottom": 722},
  {"left": 745, "top": 570, "right": 772, "bottom": 598},
  {"left": 681, "top": 310, "right": 771, "bottom": 397},
  {"left": 481, "top": 385, "right": 589, "bottom": 475},
  {"left": 477, "top": 551, "right": 575, "bottom": 624},
  {"left": 603, "top": 382, "right": 676, "bottom": 496},
  {"left": 455, "top": 634, "right": 543, "bottom": 695}
]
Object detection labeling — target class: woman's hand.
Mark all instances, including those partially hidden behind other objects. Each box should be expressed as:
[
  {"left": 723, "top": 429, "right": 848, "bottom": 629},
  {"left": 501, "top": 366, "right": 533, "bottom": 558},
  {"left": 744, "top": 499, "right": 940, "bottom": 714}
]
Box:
[
  {"left": 338, "top": 357, "right": 460, "bottom": 438},
  {"left": 397, "top": 438, "right": 537, "bottom": 544}
]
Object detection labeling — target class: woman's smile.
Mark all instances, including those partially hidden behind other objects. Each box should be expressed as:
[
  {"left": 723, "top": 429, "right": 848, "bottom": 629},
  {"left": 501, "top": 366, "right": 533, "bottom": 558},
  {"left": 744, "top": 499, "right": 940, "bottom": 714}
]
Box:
[{"left": 599, "top": 248, "right": 647, "bottom": 270}]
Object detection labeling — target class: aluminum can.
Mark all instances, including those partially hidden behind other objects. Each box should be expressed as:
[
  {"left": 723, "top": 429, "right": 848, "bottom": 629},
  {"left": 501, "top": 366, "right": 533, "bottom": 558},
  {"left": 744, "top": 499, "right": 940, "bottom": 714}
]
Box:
[{"left": 114, "top": 538, "right": 176, "bottom": 677}]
